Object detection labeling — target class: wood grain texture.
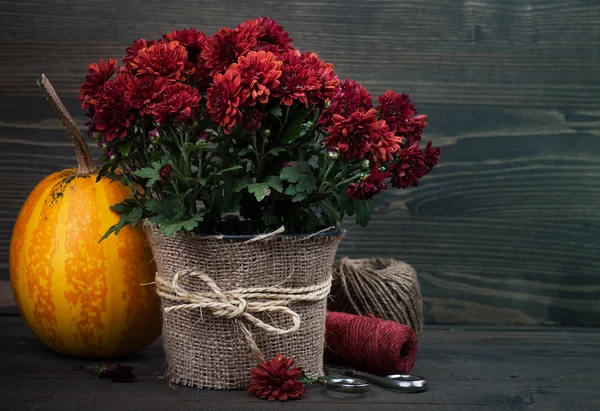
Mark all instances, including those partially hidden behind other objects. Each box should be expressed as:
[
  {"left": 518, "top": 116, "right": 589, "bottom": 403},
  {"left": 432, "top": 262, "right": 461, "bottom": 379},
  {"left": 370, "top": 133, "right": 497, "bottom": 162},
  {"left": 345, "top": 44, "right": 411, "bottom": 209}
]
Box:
[
  {"left": 2, "top": 316, "right": 599, "bottom": 410},
  {"left": 1, "top": 0, "right": 599, "bottom": 325}
]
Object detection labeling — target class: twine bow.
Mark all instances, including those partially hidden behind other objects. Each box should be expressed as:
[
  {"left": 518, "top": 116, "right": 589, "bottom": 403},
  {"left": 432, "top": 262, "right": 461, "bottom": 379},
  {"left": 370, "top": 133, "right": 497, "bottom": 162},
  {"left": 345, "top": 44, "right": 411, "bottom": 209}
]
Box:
[{"left": 155, "top": 269, "right": 332, "bottom": 362}]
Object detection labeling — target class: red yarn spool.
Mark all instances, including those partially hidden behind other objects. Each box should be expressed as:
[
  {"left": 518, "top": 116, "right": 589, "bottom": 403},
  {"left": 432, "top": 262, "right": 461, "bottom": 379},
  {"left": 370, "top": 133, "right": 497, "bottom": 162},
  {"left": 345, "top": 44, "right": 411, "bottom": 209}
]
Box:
[{"left": 325, "top": 311, "right": 418, "bottom": 376}]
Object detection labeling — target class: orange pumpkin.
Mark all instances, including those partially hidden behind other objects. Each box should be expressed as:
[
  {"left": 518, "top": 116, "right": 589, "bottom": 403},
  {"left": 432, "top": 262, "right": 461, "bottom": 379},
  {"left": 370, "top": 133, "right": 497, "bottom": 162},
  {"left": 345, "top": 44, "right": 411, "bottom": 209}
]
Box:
[{"left": 9, "top": 76, "right": 161, "bottom": 358}]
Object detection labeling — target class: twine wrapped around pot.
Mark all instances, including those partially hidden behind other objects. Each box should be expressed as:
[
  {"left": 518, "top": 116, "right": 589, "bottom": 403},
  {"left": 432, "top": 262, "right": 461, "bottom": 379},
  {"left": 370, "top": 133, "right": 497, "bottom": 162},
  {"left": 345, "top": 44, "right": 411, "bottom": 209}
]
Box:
[
  {"left": 144, "top": 221, "right": 344, "bottom": 389},
  {"left": 329, "top": 257, "right": 423, "bottom": 335}
]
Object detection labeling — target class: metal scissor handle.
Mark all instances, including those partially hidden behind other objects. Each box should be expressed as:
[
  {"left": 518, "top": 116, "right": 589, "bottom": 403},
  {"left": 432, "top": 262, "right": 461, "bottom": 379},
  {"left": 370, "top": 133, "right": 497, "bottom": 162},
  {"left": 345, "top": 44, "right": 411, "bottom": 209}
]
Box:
[
  {"left": 325, "top": 377, "right": 371, "bottom": 393},
  {"left": 341, "top": 370, "right": 428, "bottom": 393}
]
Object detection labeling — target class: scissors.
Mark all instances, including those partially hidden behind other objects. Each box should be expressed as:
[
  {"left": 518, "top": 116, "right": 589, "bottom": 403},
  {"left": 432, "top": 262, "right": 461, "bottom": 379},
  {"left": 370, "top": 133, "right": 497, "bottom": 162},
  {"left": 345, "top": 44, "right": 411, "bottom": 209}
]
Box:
[{"left": 325, "top": 369, "right": 428, "bottom": 394}]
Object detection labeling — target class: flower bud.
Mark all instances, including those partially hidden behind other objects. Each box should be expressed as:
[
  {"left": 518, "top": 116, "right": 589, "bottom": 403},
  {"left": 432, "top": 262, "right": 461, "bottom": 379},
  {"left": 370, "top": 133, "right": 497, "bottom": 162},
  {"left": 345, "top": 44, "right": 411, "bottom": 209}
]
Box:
[
  {"left": 361, "top": 159, "right": 370, "bottom": 169},
  {"left": 210, "top": 154, "right": 223, "bottom": 166},
  {"left": 106, "top": 147, "right": 118, "bottom": 161},
  {"left": 327, "top": 147, "right": 340, "bottom": 160},
  {"left": 148, "top": 128, "right": 161, "bottom": 144},
  {"left": 159, "top": 163, "right": 173, "bottom": 181},
  {"left": 197, "top": 131, "right": 211, "bottom": 141},
  {"left": 305, "top": 121, "right": 315, "bottom": 129},
  {"left": 261, "top": 128, "right": 271, "bottom": 138}
]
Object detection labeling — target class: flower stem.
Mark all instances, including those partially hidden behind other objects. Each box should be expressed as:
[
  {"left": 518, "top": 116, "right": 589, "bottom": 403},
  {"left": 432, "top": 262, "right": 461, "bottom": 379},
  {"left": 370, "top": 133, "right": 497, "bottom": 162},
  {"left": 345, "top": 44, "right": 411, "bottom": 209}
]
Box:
[
  {"left": 336, "top": 174, "right": 362, "bottom": 187},
  {"left": 37, "top": 74, "right": 97, "bottom": 176}
]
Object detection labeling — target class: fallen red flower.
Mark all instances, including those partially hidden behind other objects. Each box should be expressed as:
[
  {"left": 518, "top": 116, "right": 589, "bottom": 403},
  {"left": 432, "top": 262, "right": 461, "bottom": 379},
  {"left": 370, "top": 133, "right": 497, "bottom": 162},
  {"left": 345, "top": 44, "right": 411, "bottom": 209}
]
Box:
[{"left": 248, "top": 354, "right": 305, "bottom": 401}]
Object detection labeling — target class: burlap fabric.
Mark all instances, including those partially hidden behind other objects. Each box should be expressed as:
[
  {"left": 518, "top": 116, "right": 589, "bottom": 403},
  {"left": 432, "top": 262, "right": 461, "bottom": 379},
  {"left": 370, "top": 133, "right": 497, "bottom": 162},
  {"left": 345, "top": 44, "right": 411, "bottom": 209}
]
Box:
[
  {"left": 329, "top": 257, "right": 423, "bottom": 335},
  {"left": 144, "top": 221, "right": 344, "bottom": 389}
]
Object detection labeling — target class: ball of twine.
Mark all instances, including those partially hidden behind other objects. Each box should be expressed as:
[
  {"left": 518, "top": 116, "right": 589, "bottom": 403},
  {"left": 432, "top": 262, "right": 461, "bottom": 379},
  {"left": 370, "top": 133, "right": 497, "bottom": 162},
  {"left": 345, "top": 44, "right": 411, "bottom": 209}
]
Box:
[{"left": 329, "top": 257, "right": 423, "bottom": 335}]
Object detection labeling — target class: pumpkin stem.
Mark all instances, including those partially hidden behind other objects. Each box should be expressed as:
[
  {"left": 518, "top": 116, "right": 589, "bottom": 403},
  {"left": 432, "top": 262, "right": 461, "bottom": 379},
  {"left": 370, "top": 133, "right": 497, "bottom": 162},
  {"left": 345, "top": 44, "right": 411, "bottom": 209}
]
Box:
[{"left": 37, "top": 74, "right": 97, "bottom": 176}]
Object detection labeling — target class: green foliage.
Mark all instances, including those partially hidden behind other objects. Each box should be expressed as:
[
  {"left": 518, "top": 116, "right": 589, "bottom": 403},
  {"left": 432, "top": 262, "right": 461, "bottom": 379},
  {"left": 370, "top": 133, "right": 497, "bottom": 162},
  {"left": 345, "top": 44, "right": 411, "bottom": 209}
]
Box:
[{"left": 97, "top": 101, "right": 373, "bottom": 238}]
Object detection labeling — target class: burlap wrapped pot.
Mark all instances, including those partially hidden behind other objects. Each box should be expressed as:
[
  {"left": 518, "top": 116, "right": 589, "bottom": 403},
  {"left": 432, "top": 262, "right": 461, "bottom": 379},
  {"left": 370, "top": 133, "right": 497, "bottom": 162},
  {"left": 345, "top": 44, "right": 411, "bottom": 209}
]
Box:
[{"left": 144, "top": 221, "right": 344, "bottom": 390}]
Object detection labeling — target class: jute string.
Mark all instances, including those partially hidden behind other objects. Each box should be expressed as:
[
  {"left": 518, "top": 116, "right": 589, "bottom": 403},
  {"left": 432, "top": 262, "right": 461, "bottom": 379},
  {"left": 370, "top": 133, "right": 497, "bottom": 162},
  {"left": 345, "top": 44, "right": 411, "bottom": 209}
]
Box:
[
  {"left": 329, "top": 257, "right": 423, "bottom": 335},
  {"left": 156, "top": 269, "right": 332, "bottom": 362}
]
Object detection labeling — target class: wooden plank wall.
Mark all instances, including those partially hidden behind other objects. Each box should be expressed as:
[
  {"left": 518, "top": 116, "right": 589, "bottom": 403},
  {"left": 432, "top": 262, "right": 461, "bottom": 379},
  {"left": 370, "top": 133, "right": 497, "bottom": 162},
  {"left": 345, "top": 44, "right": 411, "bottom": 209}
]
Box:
[{"left": 1, "top": 0, "right": 598, "bottom": 325}]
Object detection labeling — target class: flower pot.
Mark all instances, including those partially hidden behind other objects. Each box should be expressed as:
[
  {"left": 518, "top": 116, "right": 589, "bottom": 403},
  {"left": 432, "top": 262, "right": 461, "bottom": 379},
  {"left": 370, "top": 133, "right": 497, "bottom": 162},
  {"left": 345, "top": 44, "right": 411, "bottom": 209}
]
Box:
[{"left": 144, "top": 221, "right": 344, "bottom": 389}]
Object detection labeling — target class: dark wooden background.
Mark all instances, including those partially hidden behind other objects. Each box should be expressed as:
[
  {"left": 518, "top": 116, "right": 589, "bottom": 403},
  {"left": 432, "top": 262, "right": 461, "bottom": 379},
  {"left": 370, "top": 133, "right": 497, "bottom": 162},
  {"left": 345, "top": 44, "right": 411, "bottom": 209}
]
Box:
[{"left": 1, "top": 0, "right": 599, "bottom": 326}]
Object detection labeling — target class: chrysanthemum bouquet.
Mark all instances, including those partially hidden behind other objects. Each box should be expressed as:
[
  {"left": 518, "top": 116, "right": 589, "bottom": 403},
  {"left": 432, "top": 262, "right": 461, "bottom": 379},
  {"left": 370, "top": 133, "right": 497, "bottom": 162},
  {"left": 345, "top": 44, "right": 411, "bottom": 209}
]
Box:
[{"left": 79, "top": 17, "right": 441, "bottom": 238}]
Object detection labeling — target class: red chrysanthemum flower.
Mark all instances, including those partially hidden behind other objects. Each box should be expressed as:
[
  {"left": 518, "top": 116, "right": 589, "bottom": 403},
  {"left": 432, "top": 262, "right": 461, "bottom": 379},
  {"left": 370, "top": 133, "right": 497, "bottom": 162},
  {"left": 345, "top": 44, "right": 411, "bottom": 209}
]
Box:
[
  {"left": 377, "top": 91, "right": 428, "bottom": 147},
  {"left": 402, "top": 114, "right": 428, "bottom": 147},
  {"left": 164, "top": 28, "right": 206, "bottom": 64},
  {"left": 324, "top": 108, "right": 398, "bottom": 162},
  {"left": 273, "top": 52, "right": 320, "bottom": 106},
  {"left": 248, "top": 354, "right": 305, "bottom": 401},
  {"left": 93, "top": 73, "right": 133, "bottom": 142},
  {"left": 423, "top": 140, "right": 441, "bottom": 173},
  {"left": 152, "top": 83, "right": 201, "bottom": 125},
  {"left": 388, "top": 142, "right": 427, "bottom": 188},
  {"left": 318, "top": 77, "right": 372, "bottom": 127},
  {"left": 129, "top": 41, "right": 188, "bottom": 81},
  {"left": 123, "top": 39, "right": 156, "bottom": 71},
  {"left": 230, "top": 50, "right": 282, "bottom": 106},
  {"left": 124, "top": 74, "right": 167, "bottom": 115},
  {"left": 78, "top": 59, "right": 118, "bottom": 111},
  {"left": 201, "top": 27, "right": 257, "bottom": 75},
  {"left": 296, "top": 52, "right": 341, "bottom": 105},
  {"left": 239, "top": 17, "right": 294, "bottom": 54},
  {"left": 206, "top": 70, "right": 246, "bottom": 134},
  {"left": 242, "top": 109, "right": 263, "bottom": 133},
  {"left": 347, "top": 168, "right": 392, "bottom": 200}
]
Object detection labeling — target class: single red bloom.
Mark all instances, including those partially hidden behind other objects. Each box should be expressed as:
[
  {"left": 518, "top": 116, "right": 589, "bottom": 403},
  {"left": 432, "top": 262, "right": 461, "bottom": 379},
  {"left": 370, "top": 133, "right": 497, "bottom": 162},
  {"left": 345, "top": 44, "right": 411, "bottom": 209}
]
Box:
[
  {"left": 206, "top": 69, "right": 246, "bottom": 134},
  {"left": 377, "top": 91, "right": 428, "bottom": 147},
  {"left": 273, "top": 52, "right": 320, "bottom": 106},
  {"left": 123, "top": 39, "right": 156, "bottom": 70},
  {"left": 164, "top": 28, "right": 206, "bottom": 64},
  {"left": 130, "top": 41, "right": 188, "bottom": 81},
  {"left": 296, "top": 52, "right": 341, "bottom": 105},
  {"left": 241, "top": 109, "right": 263, "bottom": 133},
  {"left": 93, "top": 73, "right": 133, "bottom": 142},
  {"left": 402, "top": 114, "right": 428, "bottom": 148},
  {"left": 239, "top": 17, "right": 294, "bottom": 54},
  {"left": 124, "top": 74, "right": 167, "bottom": 115},
  {"left": 152, "top": 83, "right": 201, "bottom": 125},
  {"left": 388, "top": 142, "right": 427, "bottom": 189},
  {"left": 423, "top": 140, "right": 441, "bottom": 173},
  {"left": 230, "top": 50, "right": 282, "bottom": 106},
  {"left": 201, "top": 27, "right": 256, "bottom": 75},
  {"left": 248, "top": 354, "right": 305, "bottom": 401},
  {"left": 159, "top": 163, "right": 173, "bottom": 181},
  {"left": 325, "top": 108, "right": 399, "bottom": 163},
  {"left": 318, "top": 77, "right": 372, "bottom": 127},
  {"left": 78, "top": 58, "right": 118, "bottom": 111},
  {"left": 347, "top": 168, "right": 392, "bottom": 200}
]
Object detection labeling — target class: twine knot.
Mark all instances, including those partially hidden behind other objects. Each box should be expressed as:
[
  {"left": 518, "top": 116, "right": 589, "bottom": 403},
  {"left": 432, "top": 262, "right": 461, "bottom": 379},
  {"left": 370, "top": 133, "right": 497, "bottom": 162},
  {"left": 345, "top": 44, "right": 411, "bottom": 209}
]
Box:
[{"left": 155, "top": 269, "right": 332, "bottom": 361}]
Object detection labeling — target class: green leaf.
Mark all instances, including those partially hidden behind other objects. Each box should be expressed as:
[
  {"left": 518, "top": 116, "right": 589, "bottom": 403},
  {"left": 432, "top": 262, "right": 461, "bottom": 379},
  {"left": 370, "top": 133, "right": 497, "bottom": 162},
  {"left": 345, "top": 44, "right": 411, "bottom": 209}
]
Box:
[
  {"left": 160, "top": 214, "right": 203, "bottom": 237},
  {"left": 282, "top": 106, "right": 312, "bottom": 142},
  {"left": 269, "top": 106, "right": 283, "bottom": 117},
  {"left": 184, "top": 140, "right": 209, "bottom": 152},
  {"left": 266, "top": 147, "right": 287, "bottom": 157},
  {"left": 354, "top": 200, "right": 372, "bottom": 227},
  {"left": 100, "top": 202, "right": 143, "bottom": 242},
  {"left": 237, "top": 147, "right": 252, "bottom": 156},
  {"left": 247, "top": 183, "right": 273, "bottom": 202},
  {"left": 145, "top": 197, "right": 180, "bottom": 220},
  {"left": 264, "top": 175, "right": 283, "bottom": 193},
  {"left": 233, "top": 179, "right": 251, "bottom": 193},
  {"left": 96, "top": 163, "right": 112, "bottom": 182},
  {"left": 280, "top": 161, "right": 317, "bottom": 201},
  {"left": 134, "top": 161, "right": 164, "bottom": 187},
  {"left": 209, "top": 165, "right": 242, "bottom": 177},
  {"left": 119, "top": 140, "right": 133, "bottom": 157}
]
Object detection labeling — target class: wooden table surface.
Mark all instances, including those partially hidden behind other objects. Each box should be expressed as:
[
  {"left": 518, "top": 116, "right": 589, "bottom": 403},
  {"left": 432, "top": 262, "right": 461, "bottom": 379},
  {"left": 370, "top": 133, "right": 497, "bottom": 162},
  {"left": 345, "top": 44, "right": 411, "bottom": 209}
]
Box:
[{"left": 1, "top": 314, "right": 598, "bottom": 411}]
